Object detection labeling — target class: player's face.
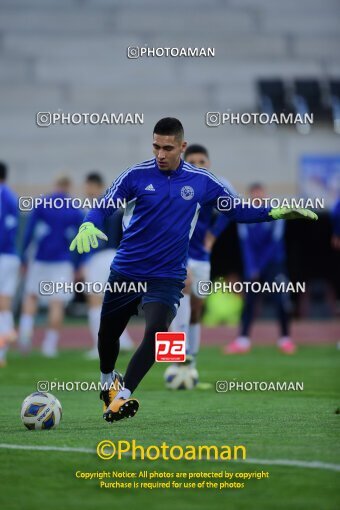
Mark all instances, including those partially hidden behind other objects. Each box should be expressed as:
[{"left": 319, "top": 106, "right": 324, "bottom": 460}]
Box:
[
  {"left": 250, "top": 186, "right": 266, "bottom": 203},
  {"left": 153, "top": 134, "right": 187, "bottom": 171},
  {"left": 185, "top": 152, "right": 210, "bottom": 169},
  {"left": 85, "top": 182, "right": 103, "bottom": 199}
]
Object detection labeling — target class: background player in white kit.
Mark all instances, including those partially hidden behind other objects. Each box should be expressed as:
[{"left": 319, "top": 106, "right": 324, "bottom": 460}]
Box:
[{"left": 18, "top": 176, "right": 83, "bottom": 357}]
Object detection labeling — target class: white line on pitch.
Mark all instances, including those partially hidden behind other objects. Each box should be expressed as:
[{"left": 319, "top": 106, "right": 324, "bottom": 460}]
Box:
[
  {"left": 0, "top": 443, "right": 340, "bottom": 472},
  {"left": 0, "top": 443, "right": 94, "bottom": 454}
]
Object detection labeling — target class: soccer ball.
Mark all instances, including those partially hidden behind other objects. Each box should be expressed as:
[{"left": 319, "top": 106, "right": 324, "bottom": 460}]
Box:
[
  {"left": 164, "top": 364, "right": 199, "bottom": 390},
  {"left": 21, "top": 392, "right": 62, "bottom": 430}
]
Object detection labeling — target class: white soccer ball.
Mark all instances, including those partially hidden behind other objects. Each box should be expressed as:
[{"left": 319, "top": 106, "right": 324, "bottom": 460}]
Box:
[
  {"left": 21, "top": 392, "right": 62, "bottom": 430},
  {"left": 164, "top": 364, "right": 199, "bottom": 390}
]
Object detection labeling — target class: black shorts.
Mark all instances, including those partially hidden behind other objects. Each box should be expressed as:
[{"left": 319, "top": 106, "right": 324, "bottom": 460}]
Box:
[{"left": 101, "top": 269, "right": 185, "bottom": 319}]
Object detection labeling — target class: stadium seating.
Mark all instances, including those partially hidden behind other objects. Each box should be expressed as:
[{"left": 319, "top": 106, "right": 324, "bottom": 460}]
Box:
[{"left": 0, "top": 0, "right": 339, "bottom": 194}]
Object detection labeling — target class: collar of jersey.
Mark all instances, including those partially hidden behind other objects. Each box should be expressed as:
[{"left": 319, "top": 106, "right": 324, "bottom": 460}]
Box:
[{"left": 154, "top": 158, "right": 184, "bottom": 177}]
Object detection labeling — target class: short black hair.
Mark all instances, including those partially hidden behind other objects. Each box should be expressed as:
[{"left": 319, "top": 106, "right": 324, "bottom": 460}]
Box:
[
  {"left": 153, "top": 117, "right": 184, "bottom": 141},
  {"left": 248, "top": 182, "right": 264, "bottom": 192},
  {"left": 184, "top": 144, "right": 209, "bottom": 160},
  {"left": 86, "top": 172, "right": 104, "bottom": 186},
  {"left": 0, "top": 161, "right": 7, "bottom": 181}
]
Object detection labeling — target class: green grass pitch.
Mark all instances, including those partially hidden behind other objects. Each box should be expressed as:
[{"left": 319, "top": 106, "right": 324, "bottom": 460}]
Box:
[{"left": 0, "top": 345, "right": 339, "bottom": 510}]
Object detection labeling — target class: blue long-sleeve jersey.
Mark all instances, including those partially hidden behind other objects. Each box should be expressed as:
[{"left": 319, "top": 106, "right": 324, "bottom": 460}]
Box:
[
  {"left": 0, "top": 184, "right": 19, "bottom": 255},
  {"left": 22, "top": 192, "right": 84, "bottom": 263},
  {"left": 238, "top": 221, "right": 286, "bottom": 279},
  {"left": 85, "top": 158, "right": 273, "bottom": 280}
]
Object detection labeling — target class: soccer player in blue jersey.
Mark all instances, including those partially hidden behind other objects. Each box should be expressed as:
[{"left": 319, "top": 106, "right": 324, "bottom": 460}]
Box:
[
  {"left": 69, "top": 117, "right": 317, "bottom": 422},
  {"left": 18, "top": 176, "right": 83, "bottom": 357},
  {"left": 224, "top": 183, "right": 295, "bottom": 355},
  {"left": 0, "top": 162, "right": 20, "bottom": 366},
  {"left": 82, "top": 172, "right": 134, "bottom": 359},
  {"left": 170, "top": 144, "right": 231, "bottom": 367}
]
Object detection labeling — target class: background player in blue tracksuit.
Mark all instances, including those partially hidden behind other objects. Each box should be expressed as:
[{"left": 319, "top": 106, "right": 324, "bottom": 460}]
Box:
[
  {"left": 170, "top": 144, "right": 231, "bottom": 368},
  {"left": 18, "top": 176, "right": 83, "bottom": 357},
  {"left": 69, "top": 117, "right": 317, "bottom": 422},
  {"left": 0, "top": 162, "right": 19, "bottom": 366},
  {"left": 224, "top": 182, "right": 295, "bottom": 355}
]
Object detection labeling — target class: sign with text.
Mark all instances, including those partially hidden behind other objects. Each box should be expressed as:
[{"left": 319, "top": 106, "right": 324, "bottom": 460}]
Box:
[{"left": 155, "top": 332, "right": 186, "bottom": 362}]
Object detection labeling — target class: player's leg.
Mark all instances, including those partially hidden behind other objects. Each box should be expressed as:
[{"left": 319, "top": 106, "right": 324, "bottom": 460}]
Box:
[
  {"left": 0, "top": 254, "right": 19, "bottom": 338},
  {"left": 98, "top": 302, "right": 136, "bottom": 381},
  {"left": 265, "top": 263, "right": 295, "bottom": 354},
  {"left": 98, "top": 302, "right": 138, "bottom": 411},
  {"left": 98, "top": 269, "right": 142, "bottom": 413},
  {"left": 84, "top": 250, "right": 134, "bottom": 359},
  {"left": 187, "top": 259, "right": 210, "bottom": 365},
  {"left": 103, "top": 277, "right": 183, "bottom": 422},
  {"left": 170, "top": 270, "right": 191, "bottom": 340},
  {"left": 0, "top": 296, "right": 13, "bottom": 366},
  {"left": 189, "top": 294, "right": 204, "bottom": 361},
  {"left": 86, "top": 292, "right": 105, "bottom": 359},
  {"left": 41, "top": 300, "right": 64, "bottom": 357},
  {"left": 88, "top": 292, "right": 135, "bottom": 359},
  {"left": 124, "top": 302, "right": 175, "bottom": 394},
  {"left": 18, "top": 260, "right": 45, "bottom": 353},
  {"left": 18, "top": 294, "right": 38, "bottom": 353},
  {"left": 103, "top": 301, "right": 175, "bottom": 422},
  {"left": 0, "top": 254, "right": 20, "bottom": 365},
  {"left": 224, "top": 288, "right": 255, "bottom": 354},
  {"left": 40, "top": 261, "right": 74, "bottom": 357}
]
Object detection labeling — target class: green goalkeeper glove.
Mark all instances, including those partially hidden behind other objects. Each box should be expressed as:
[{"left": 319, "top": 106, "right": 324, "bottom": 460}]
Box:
[
  {"left": 269, "top": 207, "right": 318, "bottom": 221},
  {"left": 69, "top": 222, "right": 108, "bottom": 254}
]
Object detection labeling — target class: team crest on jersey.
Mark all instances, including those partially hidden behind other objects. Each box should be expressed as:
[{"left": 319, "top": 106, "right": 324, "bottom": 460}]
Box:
[{"left": 181, "top": 186, "right": 194, "bottom": 200}]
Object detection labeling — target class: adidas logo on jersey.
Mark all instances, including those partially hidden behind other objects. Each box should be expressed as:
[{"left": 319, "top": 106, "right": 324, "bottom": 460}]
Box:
[{"left": 145, "top": 184, "right": 155, "bottom": 191}]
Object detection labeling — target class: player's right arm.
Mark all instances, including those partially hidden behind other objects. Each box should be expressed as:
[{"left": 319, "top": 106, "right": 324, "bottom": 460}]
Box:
[
  {"left": 69, "top": 168, "right": 133, "bottom": 254},
  {"left": 202, "top": 171, "right": 318, "bottom": 223}
]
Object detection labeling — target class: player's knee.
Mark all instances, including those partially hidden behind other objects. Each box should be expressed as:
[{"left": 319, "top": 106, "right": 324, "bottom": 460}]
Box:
[{"left": 98, "top": 318, "right": 118, "bottom": 344}]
